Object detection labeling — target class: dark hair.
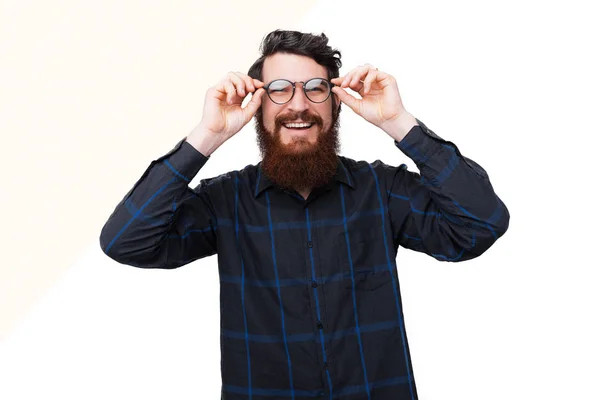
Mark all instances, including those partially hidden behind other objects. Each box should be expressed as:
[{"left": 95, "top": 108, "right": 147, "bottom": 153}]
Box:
[
  {"left": 248, "top": 30, "right": 342, "bottom": 82},
  {"left": 248, "top": 30, "right": 343, "bottom": 117}
]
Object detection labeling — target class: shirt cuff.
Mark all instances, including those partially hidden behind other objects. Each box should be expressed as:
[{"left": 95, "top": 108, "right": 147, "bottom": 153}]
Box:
[
  {"left": 394, "top": 118, "right": 451, "bottom": 166},
  {"left": 155, "top": 137, "right": 210, "bottom": 182}
]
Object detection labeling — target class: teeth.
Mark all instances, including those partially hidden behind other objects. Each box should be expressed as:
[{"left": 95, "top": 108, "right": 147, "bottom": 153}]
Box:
[{"left": 284, "top": 123, "right": 312, "bottom": 128}]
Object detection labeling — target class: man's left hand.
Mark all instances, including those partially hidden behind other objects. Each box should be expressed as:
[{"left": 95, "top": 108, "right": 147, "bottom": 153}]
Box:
[{"left": 331, "top": 64, "right": 417, "bottom": 142}]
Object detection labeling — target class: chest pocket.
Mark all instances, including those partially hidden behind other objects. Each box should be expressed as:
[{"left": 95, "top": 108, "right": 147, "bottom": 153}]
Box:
[{"left": 336, "top": 225, "right": 392, "bottom": 291}]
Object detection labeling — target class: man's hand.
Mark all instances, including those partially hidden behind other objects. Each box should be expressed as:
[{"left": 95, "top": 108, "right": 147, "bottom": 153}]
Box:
[
  {"left": 187, "top": 72, "right": 265, "bottom": 155},
  {"left": 331, "top": 64, "right": 417, "bottom": 142}
]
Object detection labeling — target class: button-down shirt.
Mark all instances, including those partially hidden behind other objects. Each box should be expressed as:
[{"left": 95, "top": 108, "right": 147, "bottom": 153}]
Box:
[{"left": 100, "top": 118, "right": 510, "bottom": 400}]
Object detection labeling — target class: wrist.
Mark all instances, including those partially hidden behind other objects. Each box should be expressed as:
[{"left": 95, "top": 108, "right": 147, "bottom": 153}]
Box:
[
  {"left": 383, "top": 111, "right": 418, "bottom": 143},
  {"left": 186, "top": 124, "right": 224, "bottom": 157}
]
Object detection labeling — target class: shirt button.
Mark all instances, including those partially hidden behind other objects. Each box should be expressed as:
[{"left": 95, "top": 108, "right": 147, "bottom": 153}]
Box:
[
  {"left": 311, "top": 281, "right": 318, "bottom": 288},
  {"left": 307, "top": 241, "right": 313, "bottom": 248},
  {"left": 317, "top": 322, "right": 323, "bottom": 329}
]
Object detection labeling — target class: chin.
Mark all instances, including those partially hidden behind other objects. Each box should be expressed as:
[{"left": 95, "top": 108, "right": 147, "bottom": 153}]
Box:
[
  {"left": 282, "top": 137, "right": 317, "bottom": 152},
  {"left": 282, "top": 132, "right": 318, "bottom": 144}
]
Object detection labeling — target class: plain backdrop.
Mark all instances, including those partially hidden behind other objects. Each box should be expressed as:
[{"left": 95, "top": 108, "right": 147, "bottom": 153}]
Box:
[{"left": 1, "top": 0, "right": 598, "bottom": 399}]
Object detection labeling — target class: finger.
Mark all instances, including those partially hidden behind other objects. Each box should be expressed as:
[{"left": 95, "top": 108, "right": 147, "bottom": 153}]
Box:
[
  {"left": 331, "top": 86, "right": 360, "bottom": 114},
  {"left": 363, "top": 68, "right": 378, "bottom": 95},
  {"left": 349, "top": 65, "right": 372, "bottom": 89},
  {"left": 341, "top": 67, "right": 359, "bottom": 88},
  {"left": 340, "top": 66, "right": 358, "bottom": 87},
  {"left": 228, "top": 72, "right": 247, "bottom": 99},
  {"left": 223, "top": 80, "right": 236, "bottom": 104},
  {"left": 234, "top": 71, "right": 256, "bottom": 93},
  {"left": 213, "top": 80, "right": 234, "bottom": 103},
  {"left": 253, "top": 78, "right": 264, "bottom": 88},
  {"left": 343, "top": 66, "right": 364, "bottom": 88},
  {"left": 242, "top": 88, "right": 264, "bottom": 122},
  {"left": 348, "top": 78, "right": 364, "bottom": 94}
]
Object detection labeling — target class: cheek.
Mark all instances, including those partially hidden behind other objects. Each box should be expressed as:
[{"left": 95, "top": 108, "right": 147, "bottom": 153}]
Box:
[
  {"left": 262, "top": 106, "right": 279, "bottom": 130},
  {"left": 318, "top": 105, "right": 333, "bottom": 125}
]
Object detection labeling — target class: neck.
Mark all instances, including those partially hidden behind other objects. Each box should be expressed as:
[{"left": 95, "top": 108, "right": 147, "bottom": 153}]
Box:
[{"left": 296, "top": 188, "right": 311, "bottom": 200}]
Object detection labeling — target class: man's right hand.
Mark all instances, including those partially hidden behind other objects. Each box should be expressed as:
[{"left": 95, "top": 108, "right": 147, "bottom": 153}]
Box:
[{"left": 186, "top": 72, "right": 265, "bottom": 156}]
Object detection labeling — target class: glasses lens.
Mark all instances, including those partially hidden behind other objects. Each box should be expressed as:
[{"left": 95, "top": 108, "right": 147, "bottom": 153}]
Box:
[
  {"left": 267, "top": 80, "right": 294, "bottom": 104},
  {"left": 305, "top": 78, "right": 330, "bottom": 103}
]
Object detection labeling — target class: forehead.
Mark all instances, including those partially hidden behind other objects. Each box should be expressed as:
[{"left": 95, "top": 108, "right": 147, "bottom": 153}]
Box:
[{"left": 262, "top": 53, "right": 328, "bottom": 82}]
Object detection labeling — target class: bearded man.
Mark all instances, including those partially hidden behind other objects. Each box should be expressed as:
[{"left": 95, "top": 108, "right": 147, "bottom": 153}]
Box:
[{"left": 100, "top": 29, "right": 510, "bottom": 400}]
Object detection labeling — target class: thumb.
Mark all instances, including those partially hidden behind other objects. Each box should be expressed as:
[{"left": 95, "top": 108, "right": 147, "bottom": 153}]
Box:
[
  {"left": 332, "top": 86, "right": 361, "bottom": 114},
  {"left": 243, "top": 88, "right": 264, "bottom": 122}
]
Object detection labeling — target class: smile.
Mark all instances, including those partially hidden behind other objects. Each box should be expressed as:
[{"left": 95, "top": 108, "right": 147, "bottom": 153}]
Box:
[{"left": 283, "top": 122, "right": 314, "bottom": 129}]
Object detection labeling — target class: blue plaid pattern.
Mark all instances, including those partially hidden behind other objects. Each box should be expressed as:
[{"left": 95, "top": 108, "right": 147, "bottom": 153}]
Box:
[{"left": 100, "top": 118, "right": 509, "bottom": 400}]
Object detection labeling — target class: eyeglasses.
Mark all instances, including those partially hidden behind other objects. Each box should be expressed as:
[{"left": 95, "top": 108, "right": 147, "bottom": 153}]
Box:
[{"left": 264, "top": 78, "right": 334, "bottom": 104}]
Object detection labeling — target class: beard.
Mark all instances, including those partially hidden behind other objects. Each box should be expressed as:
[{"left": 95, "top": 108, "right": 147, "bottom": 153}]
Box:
[{"left": 254, "top": 105, "right": 341, "bottom": 193}]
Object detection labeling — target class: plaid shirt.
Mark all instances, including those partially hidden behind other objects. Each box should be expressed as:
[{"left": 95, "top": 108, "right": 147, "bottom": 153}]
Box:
[{"left": 100, "top": 118, "right": 509, "bottom": 400}]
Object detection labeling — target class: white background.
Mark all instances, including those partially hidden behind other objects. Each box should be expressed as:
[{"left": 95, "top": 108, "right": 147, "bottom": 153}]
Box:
[{"left": 1, "top": 0, "right": 598, "bottom": 399}]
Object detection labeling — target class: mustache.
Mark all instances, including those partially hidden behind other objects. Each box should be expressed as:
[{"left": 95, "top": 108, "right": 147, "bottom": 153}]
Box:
[{"left": 275, "top": 110, "right": 323, "bottom": 128}]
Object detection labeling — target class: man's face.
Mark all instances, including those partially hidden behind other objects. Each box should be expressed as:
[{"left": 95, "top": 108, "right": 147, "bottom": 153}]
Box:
[
  {"left": 260, "top": 53, "right": 339, "bottom": 148},
  {"left": 254, "top": 53, "right": 342, "bottom": 192}
]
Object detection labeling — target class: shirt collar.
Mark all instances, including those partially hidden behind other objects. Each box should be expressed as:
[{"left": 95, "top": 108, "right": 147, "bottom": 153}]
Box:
[{"left": 254, "top": 156, "right": 355, "bottom": 198}]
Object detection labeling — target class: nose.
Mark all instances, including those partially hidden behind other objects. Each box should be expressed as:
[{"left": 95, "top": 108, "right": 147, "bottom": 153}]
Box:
[{"left": 285, "top": 82, "right": 310, "bottom": 113}]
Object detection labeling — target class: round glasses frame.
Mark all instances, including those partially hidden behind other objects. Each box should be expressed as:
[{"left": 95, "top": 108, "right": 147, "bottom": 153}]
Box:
[{"left": 264, "top": 78, "right": 334, "bottom": 105}]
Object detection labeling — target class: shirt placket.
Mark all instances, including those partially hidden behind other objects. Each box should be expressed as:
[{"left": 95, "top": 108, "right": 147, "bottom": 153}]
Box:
[{"left": 304, "top": 203, "right": 334, "bottom": 397}]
